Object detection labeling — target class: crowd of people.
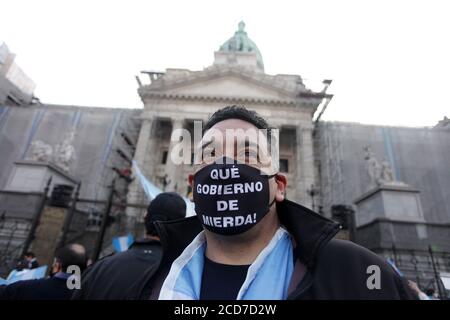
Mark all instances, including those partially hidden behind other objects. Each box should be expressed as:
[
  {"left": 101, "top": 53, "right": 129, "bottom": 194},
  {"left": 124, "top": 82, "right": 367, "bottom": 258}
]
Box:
[{"left": 0, "top": 105, "right": 435, "bottom": 300}]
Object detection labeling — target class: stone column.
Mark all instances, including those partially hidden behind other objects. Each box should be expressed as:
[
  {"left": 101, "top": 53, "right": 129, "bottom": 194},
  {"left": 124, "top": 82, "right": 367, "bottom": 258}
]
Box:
[
  {"left": 269, "top": 123, "right": 281, "bottom": 172},
  {"left": 165, "top": 118, "right": 185, "bottom": 193},
  {"left": 295, "top": 123, "right": 316, "bottom": 209},
  {"left": 126, "top": 118, "right": 153, "bottom": 224}
]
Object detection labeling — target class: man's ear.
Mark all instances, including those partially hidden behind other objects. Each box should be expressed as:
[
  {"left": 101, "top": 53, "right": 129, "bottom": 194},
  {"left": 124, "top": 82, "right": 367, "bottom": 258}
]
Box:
[
  {"left": 274, "top": 173, "right": 287, "bottom": 202},
  {"left": 188, "top": 174, "right": 194, "bottom": 187},
  {"left": 52, "top": 259, "right": 62, "bottom": 273}
]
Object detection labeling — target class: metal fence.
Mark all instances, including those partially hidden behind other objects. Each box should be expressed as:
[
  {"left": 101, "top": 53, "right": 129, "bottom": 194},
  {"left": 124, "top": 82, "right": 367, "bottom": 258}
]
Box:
[
  {"left": 0, "top": 179, "right": 147, "bottom": 278},
  {"left": 379, "top": 245, "right": 450, "bottom": 299},
  {"left": 0, "top": 214, "right": 31, "bottom": 276}
]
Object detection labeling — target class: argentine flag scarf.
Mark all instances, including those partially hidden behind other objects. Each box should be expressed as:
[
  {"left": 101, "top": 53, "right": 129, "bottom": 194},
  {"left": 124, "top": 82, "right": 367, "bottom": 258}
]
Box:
[{"left": 159, "top": 227, "right": 294, "bottom": 300}]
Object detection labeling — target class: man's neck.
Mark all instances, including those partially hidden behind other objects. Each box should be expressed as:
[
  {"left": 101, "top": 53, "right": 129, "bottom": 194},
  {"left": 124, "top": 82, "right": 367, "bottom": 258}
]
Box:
[{"left": 204, "top": 211, "right": 280, "bottom": 265}]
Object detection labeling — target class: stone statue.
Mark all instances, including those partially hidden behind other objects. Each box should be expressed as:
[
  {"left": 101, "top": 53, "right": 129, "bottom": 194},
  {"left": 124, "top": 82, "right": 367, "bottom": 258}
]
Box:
[
  {"left": 363, "top": 145, "right": 382, "bottom": 187},
  {"left": 53, "top": 130, "right": 76, "bottom": 173},
  {"left": 380, "top": 158, "right": 395, "bottom": 184},
  {"left": 26, "top": 130, "right": 76, "bottom": 173},
  {"left": 363, "top": 146, "right": 402, "bottom": 189},
  {"left": 28, "top": 140, "right": 53, "bottom": 162}
]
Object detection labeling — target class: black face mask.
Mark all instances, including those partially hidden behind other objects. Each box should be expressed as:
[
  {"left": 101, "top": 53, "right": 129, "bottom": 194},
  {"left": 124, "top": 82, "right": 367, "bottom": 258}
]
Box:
[{"left": 193, "top": 157, "right": 276, "bottom": 236}]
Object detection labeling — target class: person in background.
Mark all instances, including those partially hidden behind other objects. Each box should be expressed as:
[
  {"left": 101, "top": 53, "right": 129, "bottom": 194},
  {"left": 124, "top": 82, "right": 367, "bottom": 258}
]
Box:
[
  {"left": 24, "top": 252, "right": 39, "bottom": 269},
  {"left": 72, "top": 192, "right": 186, "bottom": 300},
  {"left": 425, "top": 287, "right": 439, "bottom": 300},
  {"left": 408, "top": 280, "right": 432, "bottom": 300},
  {"left": 0, "top": 244, "right": 87, "bottom": 300}
]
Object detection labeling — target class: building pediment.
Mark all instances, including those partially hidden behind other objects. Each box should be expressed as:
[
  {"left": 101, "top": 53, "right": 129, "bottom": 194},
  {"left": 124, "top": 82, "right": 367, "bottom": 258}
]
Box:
[
  {"left": 138, "top": 66, "right": 315, "bottom": 105},
  {"left": 166, "top": 75, "right": 292, "bottom": 100}
]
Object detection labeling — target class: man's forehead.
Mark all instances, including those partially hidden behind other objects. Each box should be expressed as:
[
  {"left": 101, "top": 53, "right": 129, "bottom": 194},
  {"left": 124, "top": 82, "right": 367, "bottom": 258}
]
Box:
[
  {"left": 205, "top": 118, "right": 258, "bottom": 134},
  {"left": 201, "top": 118, "right": 264, "bottom": 145}
]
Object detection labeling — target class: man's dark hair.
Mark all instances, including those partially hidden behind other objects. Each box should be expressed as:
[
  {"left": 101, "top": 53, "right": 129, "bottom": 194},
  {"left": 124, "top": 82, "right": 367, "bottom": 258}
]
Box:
[
  {"left": 24, "top": 252, "right": 35, "bottom": 258},
  {"left": 203, "top": 105, "right": 274, "bottom": 148},
  {"left": 144, "top": 192, "right": 186, "bottom": 237},
  {"left": 54, "top": 244, "right": 87, "bottom": 273}
]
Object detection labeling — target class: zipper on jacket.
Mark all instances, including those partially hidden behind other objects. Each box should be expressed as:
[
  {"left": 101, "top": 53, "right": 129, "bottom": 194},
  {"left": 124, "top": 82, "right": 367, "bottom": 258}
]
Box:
[
  {"left": 287, "top": 224, "right": 341, "bottom": 299},
  {"left": 287, "top": 270, "right": 314, "bottom": 299}
]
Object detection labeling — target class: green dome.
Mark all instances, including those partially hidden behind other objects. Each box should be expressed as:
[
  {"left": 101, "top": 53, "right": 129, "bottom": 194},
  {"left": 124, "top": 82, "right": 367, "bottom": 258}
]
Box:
[{"left": 219, "top": 21, "right": 264, "bottom": 70}]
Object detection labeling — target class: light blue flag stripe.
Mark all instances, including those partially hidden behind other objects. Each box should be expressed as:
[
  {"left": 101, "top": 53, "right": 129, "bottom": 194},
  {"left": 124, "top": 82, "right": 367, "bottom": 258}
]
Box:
[
  {"left": 132, "top": 160, "right": 195, "bottom": 217},
  {"left": 132, "top": 160, "right": 162, "bottom": 200},
  {"left": 112, "top": 234, "right": 135, "bottom": 252},
  {"left": 6, "top": 265, "right": 48, "bottom": 284},
  {"left": 387, "top": 258, "right": 404, "bottom": 277}
]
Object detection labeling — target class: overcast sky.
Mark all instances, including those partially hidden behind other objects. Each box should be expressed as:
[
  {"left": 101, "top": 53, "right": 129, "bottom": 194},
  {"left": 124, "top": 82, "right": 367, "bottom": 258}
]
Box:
[{"left": 1, "top": 0, "right": 449, "bottom": 127}]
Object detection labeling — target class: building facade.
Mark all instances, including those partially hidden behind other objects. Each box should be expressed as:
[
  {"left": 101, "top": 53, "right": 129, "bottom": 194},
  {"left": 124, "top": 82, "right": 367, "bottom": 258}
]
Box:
[
  {"left": 1, "top": 23, "right": 449, "bottom": 294},
  {"left": 127, "top": 21, "right": 327, "bottom": 221},
  {"left": 0, "top": 42, "right": 36, "bottom": 105}
]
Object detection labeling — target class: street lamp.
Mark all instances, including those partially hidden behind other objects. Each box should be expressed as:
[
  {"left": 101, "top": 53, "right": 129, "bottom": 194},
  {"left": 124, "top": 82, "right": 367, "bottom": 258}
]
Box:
[{"left": 307, "top": 184, "right": 319, "bottom": 212}]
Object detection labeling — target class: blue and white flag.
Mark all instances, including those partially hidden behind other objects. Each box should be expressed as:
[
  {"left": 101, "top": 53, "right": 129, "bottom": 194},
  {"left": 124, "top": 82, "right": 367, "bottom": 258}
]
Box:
[
  {"left": 387, "top": 258, "right": 404, "bottom": 277},
  {"left": 112, "top": 234, "right": 135, "bottom": 253},
  {"left": 132, "top": 160, "right": 162, "bottom": 200},
  {"left": 6, "top": 265, "right": 48, "bottom": 284},
  {"left": 132, "top": 160, "right": 195, "bottom": 217}
]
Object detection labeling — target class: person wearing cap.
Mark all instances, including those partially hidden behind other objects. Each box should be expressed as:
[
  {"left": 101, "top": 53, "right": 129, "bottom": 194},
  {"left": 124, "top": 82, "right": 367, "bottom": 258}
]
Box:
[{"left": 71, "top": 192, "right": 186, "bottom": 300}]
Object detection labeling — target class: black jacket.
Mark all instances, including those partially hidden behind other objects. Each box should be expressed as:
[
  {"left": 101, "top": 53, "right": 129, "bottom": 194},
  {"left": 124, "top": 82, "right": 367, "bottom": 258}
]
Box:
[
  {"left": 0, "top": 277, "right": 72, "bottom": 300},
  {"left": 72, "top": 239, "right": 162, "bottom": 300},
  {"left": 130, "top": 199, "right": 417, "bottom": 300}
]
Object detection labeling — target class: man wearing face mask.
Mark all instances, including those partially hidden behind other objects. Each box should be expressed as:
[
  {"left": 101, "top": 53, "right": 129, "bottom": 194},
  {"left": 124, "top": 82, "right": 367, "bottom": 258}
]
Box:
[{"left": 138, "top": 105, "right": 416, "bottom": 300}]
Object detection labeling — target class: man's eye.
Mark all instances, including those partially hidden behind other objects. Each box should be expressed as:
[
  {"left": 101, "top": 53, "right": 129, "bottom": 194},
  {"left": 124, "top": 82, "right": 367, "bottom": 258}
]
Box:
[
  {"left": 203, "top": 148, "right": 216, "bottom": 158},
  {"left": 240, "top": 150, "right": 260, "bottom": 163}
]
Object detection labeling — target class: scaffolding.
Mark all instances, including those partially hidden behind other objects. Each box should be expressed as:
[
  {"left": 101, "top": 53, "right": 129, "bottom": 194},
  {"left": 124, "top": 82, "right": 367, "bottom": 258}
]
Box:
[{"left": 315, "top": 122, "right": 347, "bottom": 217}]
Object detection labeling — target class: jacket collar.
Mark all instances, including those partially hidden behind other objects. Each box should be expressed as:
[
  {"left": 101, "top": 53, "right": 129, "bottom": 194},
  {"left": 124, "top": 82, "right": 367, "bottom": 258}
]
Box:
[
  {"left": 277, "top": 199, "right": 341, "bottom": 268},
  {"left": 154, "top": 199, "right": 341, "bottom": 269},
  {"left": 130, "top": 238, "right": 161, "bottom": 248}
]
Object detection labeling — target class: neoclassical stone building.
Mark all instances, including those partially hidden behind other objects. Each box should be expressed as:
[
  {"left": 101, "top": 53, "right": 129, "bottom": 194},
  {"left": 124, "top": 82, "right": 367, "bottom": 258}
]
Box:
[
  {"left": 127, "top": 22, "right": 327, "bottom": 220},
  {"left": 1, "top": 22, "right": 449, "bottom": 289}
]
